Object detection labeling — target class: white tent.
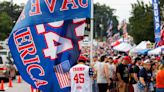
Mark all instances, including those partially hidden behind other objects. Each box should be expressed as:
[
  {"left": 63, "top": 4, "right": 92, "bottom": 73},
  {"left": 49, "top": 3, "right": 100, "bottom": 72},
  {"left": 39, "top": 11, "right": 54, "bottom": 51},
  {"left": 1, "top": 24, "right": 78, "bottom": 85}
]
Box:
[
  {"left": 113, "top": 42, "right": 132, "bottom": 52},
  {"left": 130, "top": 41, "right": 151, "bottom": 53},
  {"left": 148, "top": 46, "right": 164, "bottom": 55},
  {"left": 111, "top": 38, "right": 123, "bottom": 47}
]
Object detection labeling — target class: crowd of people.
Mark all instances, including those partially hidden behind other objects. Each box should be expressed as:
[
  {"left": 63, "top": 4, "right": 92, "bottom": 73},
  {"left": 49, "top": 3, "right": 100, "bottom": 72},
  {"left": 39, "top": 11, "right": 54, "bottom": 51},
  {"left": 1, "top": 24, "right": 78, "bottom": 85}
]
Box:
[
  {"left": 91, "top": 54, "right": 164, "bottom": 92},
  {"left": 70, "top": 42, "right": 164, "bottom": 92}
]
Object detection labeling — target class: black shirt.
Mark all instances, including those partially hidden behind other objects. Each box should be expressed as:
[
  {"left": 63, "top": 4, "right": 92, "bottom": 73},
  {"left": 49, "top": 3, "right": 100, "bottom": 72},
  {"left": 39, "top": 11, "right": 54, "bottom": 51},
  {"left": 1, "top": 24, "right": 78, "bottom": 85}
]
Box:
[
  {"left": 129, "top": 65, "right": 140, "bottom": 84},
  {"left": 117, "top": 63, "right": 129, "bottom": 83},
  {"left": 133, "top": 65, "right": 140, "bottom": 77},
  {"left": 139, "top": 67, "right": 152, "bottom": 83}
]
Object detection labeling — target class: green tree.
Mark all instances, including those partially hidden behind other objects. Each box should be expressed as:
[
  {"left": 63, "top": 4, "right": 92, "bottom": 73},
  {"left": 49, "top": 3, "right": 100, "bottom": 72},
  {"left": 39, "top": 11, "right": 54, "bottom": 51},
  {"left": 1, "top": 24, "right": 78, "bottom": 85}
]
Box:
[
  {"left": 129, "top": 1, "right": 154, "bottom": 44},
  {"left": 94, "top": 3, "right": 118, "bottom": 40},
  {"left": 0, "top": 12, "right": 13, "bottom": 40},
  {"left": 0, "top": 1, "right": 23, "bottom": 40},
  {"left": 159, "top": 0, "right": 164, "bottom": 20},
  {"left": 0, "top": 1, "right": 23, "bottom": 23}
]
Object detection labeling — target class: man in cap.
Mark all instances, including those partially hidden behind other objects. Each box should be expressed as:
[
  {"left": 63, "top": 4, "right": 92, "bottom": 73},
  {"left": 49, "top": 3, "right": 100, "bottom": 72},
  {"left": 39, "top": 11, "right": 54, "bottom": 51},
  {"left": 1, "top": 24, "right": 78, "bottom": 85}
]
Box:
[
  {"left": 116, "top": 56, "right": 130, "bottom": 92},
  {"left": 69, "top": 55, "right": 93, "bottom": 92},
  {"left": 131, "top": 57, "right": 142, "bottom": 92},
  {"left": 138, "top": 59, "right": 152, "bottom": 92}
]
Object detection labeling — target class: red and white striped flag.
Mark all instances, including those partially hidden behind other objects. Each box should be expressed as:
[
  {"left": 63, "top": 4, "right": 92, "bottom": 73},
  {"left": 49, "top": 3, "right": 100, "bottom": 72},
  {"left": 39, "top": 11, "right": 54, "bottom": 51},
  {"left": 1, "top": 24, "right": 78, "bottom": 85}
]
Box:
[{"left": 54, "top": 61, "right": 71, "bottom": 89}]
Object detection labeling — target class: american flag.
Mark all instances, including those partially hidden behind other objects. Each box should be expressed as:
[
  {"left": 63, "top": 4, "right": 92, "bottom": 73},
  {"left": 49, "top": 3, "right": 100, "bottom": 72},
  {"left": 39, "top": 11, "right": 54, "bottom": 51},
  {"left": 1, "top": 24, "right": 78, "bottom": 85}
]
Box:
[
  {"left": 107, "top": 37, "right": 113, "bottom": 43},
  {"left": 113, "top": 33, "right": 120, "bottom": 42},
  {"left": 54, "top": 60, "right": 71, "bottom": 89},
  {"left": 122, "top": 20, "right": 128, "bottom": 38},
  {"left": 107, "top": 21, "right": 113, "bottom": 37}
]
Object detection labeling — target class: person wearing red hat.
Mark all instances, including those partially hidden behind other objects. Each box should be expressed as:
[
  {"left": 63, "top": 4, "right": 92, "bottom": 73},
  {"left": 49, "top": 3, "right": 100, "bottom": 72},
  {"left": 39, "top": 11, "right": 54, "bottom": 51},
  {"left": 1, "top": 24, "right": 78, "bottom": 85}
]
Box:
[
  {"left": 116, "top": 56, "right": 130, "bottom": 92},
  {"left": 158, "top": 25, "right": 164, "bottom": 46},
  {"left": 69, "top": 55, "right": 93, "bottom": 92},
  {"left": 124, "top": 56, "right": 132, "bottom": 64}
]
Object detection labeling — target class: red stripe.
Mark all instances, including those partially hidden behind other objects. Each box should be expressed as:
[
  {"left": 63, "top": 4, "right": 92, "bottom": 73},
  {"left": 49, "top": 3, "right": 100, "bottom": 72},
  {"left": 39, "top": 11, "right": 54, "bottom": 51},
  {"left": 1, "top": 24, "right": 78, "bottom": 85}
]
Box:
[
  {"left": 57, "top": 65, "right": 63, "bottom": 87},
  {"left": 65, "top": 72, "right": 70, "bottom": 86},
  {"left": 64, "top": 73, "right": 68, "bottom": 86},
  {"left": 57, "top": 66, "right": 64, "bottom": 88},
  {"left": 55, "top": 72, "right": 60, "bottom": 86},
  {"left": 57, "top": 65, "right": 66, "bottom": 88},
  {"left": 59, "top": 65, "right": 67, "bottom": 87},
  {"left": 63, "top": 73, "right": 69, "bottom": 86},
  {"left": 55, "top": 67, "right": 62, "bottom": 87},
  {"left": 56, "top": 66, "right": 64, "bottom": 88},
  {"left": 66, "top": 73, "right": 70, "bottom": 86},
  {"left": 58, "top": 65, "right": 64, "bottom": 87}
]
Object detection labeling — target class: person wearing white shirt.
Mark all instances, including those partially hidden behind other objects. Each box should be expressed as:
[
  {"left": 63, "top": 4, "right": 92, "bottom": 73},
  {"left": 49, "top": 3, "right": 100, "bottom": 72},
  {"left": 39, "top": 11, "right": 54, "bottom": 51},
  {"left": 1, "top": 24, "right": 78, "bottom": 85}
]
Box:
[
  {"left": 106, "top": 57, "right": 116, "bottom": 91},
  {"left": 94, "top": 55, "right": 110, "bottom": 92},
  {"left": 70, "top": 55, "right": 93, "bottom": 92}
]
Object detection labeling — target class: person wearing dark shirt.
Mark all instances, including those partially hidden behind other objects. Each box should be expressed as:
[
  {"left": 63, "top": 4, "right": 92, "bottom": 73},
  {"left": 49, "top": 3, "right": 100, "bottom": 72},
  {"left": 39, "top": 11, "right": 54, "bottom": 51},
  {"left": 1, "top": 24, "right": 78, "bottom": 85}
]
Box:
[
  {"left": 139, "top": 59, "right": 152, "bottom": 92},
  {"left": 130, "top": 57, "right": 142, "bottom": 92},
  {"left": 117, "top": 56, "right": 130, "bottom": 92}
]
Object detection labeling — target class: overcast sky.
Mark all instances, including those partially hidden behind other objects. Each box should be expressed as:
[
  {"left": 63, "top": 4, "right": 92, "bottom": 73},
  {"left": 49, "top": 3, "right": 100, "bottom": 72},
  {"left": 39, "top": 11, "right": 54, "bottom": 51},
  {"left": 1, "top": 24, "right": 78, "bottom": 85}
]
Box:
[{"left": 1, "top": 0, "right": 152, "bottom": 22}]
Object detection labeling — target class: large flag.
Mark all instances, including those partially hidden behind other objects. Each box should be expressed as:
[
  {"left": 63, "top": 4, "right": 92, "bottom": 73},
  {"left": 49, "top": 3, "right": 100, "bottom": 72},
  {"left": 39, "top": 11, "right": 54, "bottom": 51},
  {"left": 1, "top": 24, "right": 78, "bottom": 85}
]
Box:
[
  {"left": 8, "top": 0, "right": 91, "bottom": 92},
  {"left": 122, "top": 20, "right": 128, "bottom": 39},
  {"left": 152, "top": 0, "right": 161, "bottom": 45},
  {"left": 106, "top": 20, "right": 113, "bottom": 37},
  {"left": 113, "top": 33, "right": 120, "bottom": 42}
]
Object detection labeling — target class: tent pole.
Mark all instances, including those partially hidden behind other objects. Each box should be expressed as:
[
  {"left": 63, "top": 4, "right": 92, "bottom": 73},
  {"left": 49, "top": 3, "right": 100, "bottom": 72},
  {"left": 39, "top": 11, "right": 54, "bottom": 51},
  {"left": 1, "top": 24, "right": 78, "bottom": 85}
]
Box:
[{"left": 90, "top": 0, "right": 94, "bottom": 63}]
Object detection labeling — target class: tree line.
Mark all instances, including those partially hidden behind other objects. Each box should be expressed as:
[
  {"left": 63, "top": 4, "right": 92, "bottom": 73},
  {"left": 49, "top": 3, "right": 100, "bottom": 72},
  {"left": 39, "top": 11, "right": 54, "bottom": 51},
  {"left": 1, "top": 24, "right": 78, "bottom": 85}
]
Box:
[
  {"left": 0, "top": 1, "right": 23, "bottom": 40},
  {"left": 129, "top": 0, "right": 164, "bottom": 44}
]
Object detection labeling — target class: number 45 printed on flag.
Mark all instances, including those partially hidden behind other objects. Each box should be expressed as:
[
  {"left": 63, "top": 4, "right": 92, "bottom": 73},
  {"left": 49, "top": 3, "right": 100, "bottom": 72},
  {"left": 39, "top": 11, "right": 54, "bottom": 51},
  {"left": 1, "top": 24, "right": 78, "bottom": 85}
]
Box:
[{"left": 35, "top": 18, "right": 86, "bottom": 60}]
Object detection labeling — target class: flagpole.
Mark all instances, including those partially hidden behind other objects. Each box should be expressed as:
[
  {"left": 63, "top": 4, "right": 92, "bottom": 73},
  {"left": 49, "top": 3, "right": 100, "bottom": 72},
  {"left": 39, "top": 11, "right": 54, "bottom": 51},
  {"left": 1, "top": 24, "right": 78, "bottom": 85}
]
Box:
[{"left": 90, "top": 0, "right": 94, "bottom": 63}]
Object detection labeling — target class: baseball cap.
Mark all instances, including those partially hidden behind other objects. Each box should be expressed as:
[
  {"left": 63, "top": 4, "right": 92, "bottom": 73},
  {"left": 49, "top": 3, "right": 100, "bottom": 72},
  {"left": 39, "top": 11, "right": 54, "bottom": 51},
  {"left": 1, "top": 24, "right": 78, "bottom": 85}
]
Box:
[
  {"left": 123, "top": 56, "right": 131, "bottom": 64},
  {"left": 113, "top": 59, "right": 118, "bottom": 64},
  {"left": 78, "top": 55, "right": 88, "bottom": 61},
  {"left": 155, "top": 57, "right": 161, "bottom": 61}
]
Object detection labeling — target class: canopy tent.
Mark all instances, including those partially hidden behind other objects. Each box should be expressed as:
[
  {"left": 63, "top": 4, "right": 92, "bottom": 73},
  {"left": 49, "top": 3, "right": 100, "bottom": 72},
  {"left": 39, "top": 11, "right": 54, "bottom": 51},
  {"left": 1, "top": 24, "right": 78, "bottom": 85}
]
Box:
[
  {"left": 137, "top": 49, "right": 150, "bottom": 55},
  {"left": 111, "top": 38, "right": 123, "bottom": 47},
  {"left": 113, "top": 42, "right": 132, "bottom": 52},
  {"left": 148, "top": 46, "right": 164, "bottom": 55},
  {"left": 130, "top": 41, "right": 151, "bottom": 54}
]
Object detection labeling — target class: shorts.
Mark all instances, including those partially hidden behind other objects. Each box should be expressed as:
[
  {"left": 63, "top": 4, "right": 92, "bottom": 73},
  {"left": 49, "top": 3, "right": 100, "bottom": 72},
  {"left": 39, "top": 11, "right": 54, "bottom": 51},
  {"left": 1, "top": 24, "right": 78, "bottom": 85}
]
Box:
[{"left": 108, "top": 78, "right": 116, "bottom": 90}]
